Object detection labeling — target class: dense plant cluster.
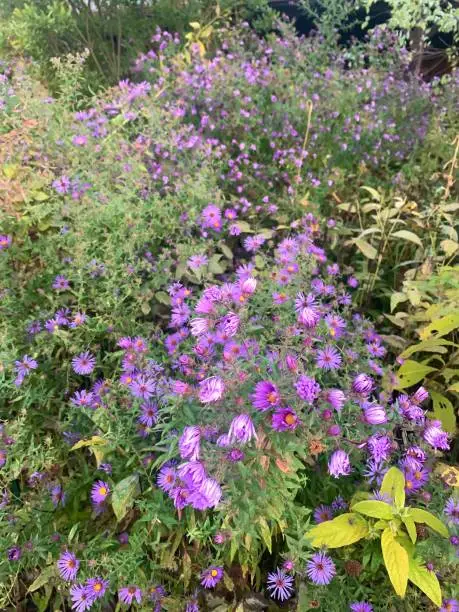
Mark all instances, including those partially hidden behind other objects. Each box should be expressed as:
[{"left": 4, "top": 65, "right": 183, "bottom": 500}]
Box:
[{"left": 0, "top": 17, "right": 458, "bottom": 612}]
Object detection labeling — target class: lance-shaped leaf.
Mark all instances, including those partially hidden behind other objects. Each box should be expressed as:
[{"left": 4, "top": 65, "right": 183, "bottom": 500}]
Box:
[
  {"left": 402, "top": 516, "right": 417, "bottom": 544},
  {"left": 408, "top": 557, "right": 442, "bottom": 607},
  {"left": 71, "top": 435, "right": 107, "bottom": 451},
  {"left": 381, "top": 528, "right": 409, "bottom": 598},
  {"left": 111, "top": 473, "right": 140, "bottom": 522},
  {"left": 380, "top": 467, "right": 405, "bottom": 508},
  {"left": 352, "top": 500, "right": 394, "bottom": 520},
  {"left": 410, "top": 508, "right": 449, "bottom": 538},
  {"left": 306, "top": 513, "right": 368, "bottom": 548}
]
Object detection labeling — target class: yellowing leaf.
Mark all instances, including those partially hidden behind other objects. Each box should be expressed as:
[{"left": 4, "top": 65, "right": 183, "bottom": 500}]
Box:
[
  {"left": 440, "top": 239, "right": 458, "bottom": 257},
  {"left": 408, "top": 557, "right": 442, "bottom": 607},
  {"left": 111, "top": 474, "right": 140, "bottom": 522},
  {"left": 448, "top": 381, "right": 459, "bottom": 393},
  {"left": 352, "top": 501, "right": 394, "bottom": 520},
  {"left": 400, "top": 338, "right": 456, "bottom": 359},
  {"left": 258, "top": 517, "right": 272, "bottom": 554},
  {"left": 434, "top": 463, "right": 459, "bottom": 487},
  {"left": 420, "top": 312, "right": 459, "bottom": 340},
  {"left": 391, "top": 292, "right": 408, "bottom": 312},
  {"left": 353, "top": 238, "right": 377, "bottom": 260},
  {"left": 306, "top": 513, "right": 368, "bottom": 548},
  {"left": 380, "top": 467, "right": 405, "bottom": 508},
  {"left": 71, "top": 436, "right": 107, "bottom": 451},
  {"left": 429, "top": 391, "right": 456, "bottom": 434},
  {"left": 189, "top": 21, "right": 201, "bottom": 29},
  {"left": 402, "top": 516, "right": 417, "bottom": 544},
  {"left": 410, "top": 508, "right": 449, "bottom": 538},
  {"left": 391, "top": 230, "right": 423, "bottom": 247},
  {"left": 381, "top": 528, "right": 409, "bottom": 598},
  {"left": 396, "top": 360, "right": 437, "bottom": 389}
]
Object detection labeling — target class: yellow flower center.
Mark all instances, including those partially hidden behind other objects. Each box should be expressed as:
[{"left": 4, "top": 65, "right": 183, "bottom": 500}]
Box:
[
  {"left": 267, "top": 392, "right": 277, "bottom": 404},
  {"left": 94, "top": 583, "right": 102, "bottom": 592},
  {"left": 211, "top": 569, "right": 218, "bottom": 577},
  {"left": 284, "top": 413, "right": 296, "bottom": 425},
  {"left": 99, "top": 487, "right": 107, "bottom": 496}
]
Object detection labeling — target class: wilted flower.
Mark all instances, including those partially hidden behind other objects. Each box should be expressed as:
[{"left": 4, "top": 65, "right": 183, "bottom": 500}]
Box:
[{"left": 328, "top": 450, "right": 351, "bottom": 478}]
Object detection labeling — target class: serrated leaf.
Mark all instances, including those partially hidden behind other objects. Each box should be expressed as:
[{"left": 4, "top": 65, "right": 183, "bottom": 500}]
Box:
[
  {"left": 353, "top": 238, "right": 377, "bottom": 259},
  {"left": 28, "top": 566, "right": 56, "bottom": 592},
  {"left": 111, "top": 474, "right": 140, "bottom": 522},
  {"left": 408, "top": 557, "right": 442, "bottom": 607},
  {"left": 402, "top": 516, "right": 417, "bottom": 544},
  {"left": 380, "top": 467, "right": 405, "bottom": 508},
  {"left": 429, "top": 391, "right": 456, "bottom": 434},
  {"left": 391, "top": 230, "right": 423, "bottom": 247},
  {"left": 352, "top": 500, "right": 394, "bottom": 520},
  {"left": 381, "top": 528, "right": 408, "bottom": 598},
  {"left": 71, "top": 436, "right": 106, "bottom": 451},
  {"left": 410, "top": 508, "right": 449, "bottom": 537},
  {"left": 420, "top": 312, "right": 459, "bottom": 340},
  {"left": 258, "top": 517, "right": 272, "bottom": 553},
  {"left": 396, "top": 360, "right": 437, "bottom": 389},
  {"left": 306, "top": 513, "right": 368, "bottom": 548}
]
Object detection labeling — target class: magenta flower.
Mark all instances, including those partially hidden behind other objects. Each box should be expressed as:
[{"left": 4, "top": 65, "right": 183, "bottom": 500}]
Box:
[
  {"left": 316, "top": 345, "right": 342, "bottom": 370},
  {"left": 272, "top": 407, "right": 300, "bottom": 432},
  {"left": 363, "top": 402, "right": 387, "bottom": 425},
  {"left": 57, "top": 551, "right": 79, "bottom": 581},
  {"left": 325, "top": 389, "right": 346, "bottom": 411},
  {"left": 199, "top": 376, "right": 224, "bottom": 403},
  {"left": 188, "top": 478, "right": 222, "bottom": 510},
  {"left": 177, "top": 461, "right": 206, "bottom": 487},
  {"left": 0, "top": 234, "right": 12, "bottom": 250},
  {"left": 90, "top": 480, "right": 110, "bottom": 505},
  {"left": 423, "top": 420, "right": 450, "bottom": 450},
  {"left": 70, "top": 584, "right": 92, "bottom": 611},
  {"left": 252, "top": 380, "right": 281, "bottom": 411},
  {"left": 228, "top": 414, "right": 257, "bottom": 444},
  {"left": 72, "top": 351, "right": 96, "bottom": 375},
  {"left": 119, "top": 586, "right": 142, "bottom": 605},
  {"left": 297, "top": 305, "right": 321, "bottom": 328},
  {"left": 179, "top": 426, "right": 201, "bottom": 460},
  {"left": 328, "top": 450, "right": 351, "bottom": 478},
  {"left": 85, "top": 577, "right": 109, "bottom": 600},
  {"left": 200, "top": 566, "right": 223, "bottom": 588},
  {"left": 352, "top": 374, "right": 374, "bottom": 395},
  {"left": 411, "top": 386, "right": 429, "bottom": 404},
  {"left": 306, "top": 552, "right": 336, "bottom": 585},
  {"left": 266, "top": 567, "right": 294, "bottom": 601},
  {"left": 295, "top": 375, "right": 321, "bottom": 403},
  {"left": 350, "top": 603, "right": 373, "bottom": 612}
]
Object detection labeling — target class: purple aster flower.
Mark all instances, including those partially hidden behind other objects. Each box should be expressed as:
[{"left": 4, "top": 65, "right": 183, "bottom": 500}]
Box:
[
  {"left": 72, "top": 135, "right": 88, "bottom": 146},
  {"left": 423, "top": 420, "right": 450, "bottom": 451},
  {"left": 266, "top": 567, "right": 294, "bottom": 601},
  {"left": 200, "top": 566, "right": 223, "bottom": 588},
  {"left": 316, "top": 345, "right": 342, "bottom": 370},
  {"left": 90, "top": 480, "right": 110, "bottom": 505},
  {"left": 228, "top": 414, "right": 257, "bottom": 444},
  {"left": 0, "top": 234, "right": 12, "bottom": 250},
  {"left": 328, "top": 450, "right": 351, "bottom": 478},
  {"left": 295, "top": 375, "right": 321, "bottom": 403},
  {"left": 218, "top": 311, "right": 240, "bottom": 337},
  {"left": 363, "top": 402, "right": 387, "bottom": 425},
  {"left": 14, "top": 355, "right": 38, "bottom": 378},
  {"left": 72, "top": 351, "right": 96, "bottom": 375},
  {"left": 185, "top": 599, "right": 200, "bottom": 612},
  {"left": 199, "top": 376, "right": 224, "bottom": 403},
  {"left": 57, "top": 551, "right": 79, "bottom": 581},
  {"left": 325, "top": 389, "right": 346, "bottom": 411},
  {"left": 298, "top": 305, "right": 321, "bottom": 328},
  {"left": 367, "top": 434, "right": 392, "bottom": 462},
  {"left": 7, "top": 546, "right": 21, "bottom": 561},
  {"left": 70, "top": 312, "right": 87, "bottom": 327},
  {"left": 129, "top": 375, "right": 155, "bottom": 399},
  {"left": 440, "top": 600, "right": 459, "bottom": 612},
  {"left": 118, "top": 586, "right": 142, "bottom": 605},
  {"left": 50, "top": 484, "right": 66, "bottom": 507},
  {"left": 227, "top": 448, "right": 244, "bottom": 462},
  {"left": 188, "top": 254, "right": 208, "bottom": 270},
  {"left": 306, "top": 552, "right": 336, "bottom": 585},
  {"left": 52, "top": 275, "right": 70, "bottom": 291},
  {"left": 71, "top": 390, "right": 94, "bottom": 408},
  {"left": 157, "top": 465, "right": 177, "bottom": 492},
  {"left": 201, "top": 205, "right": 222, "bottom": 230},
  {"left": 364, "top": 460, "right": 388, "bottom": 486},
  {"left": 0, "top": 449, "right": 6, "bottom": 467},
  {"left": 411, "top": 386, "right": 429, "bottom": 404},
  {"left": 350, "top": 603, "right": 373, "bottom": 612},
  {"left": 177, "top": 461, "right": 206, "bottom": 487},
  {"left": 85, "top": 577, "right": 108, "bottom": 600},
  {"left": 188, "top": 478, "right": 222, "bottom": 510},
  {"left": 313, "top": 504, "right": 333, "bottom": 523},
  {"left": 252, "top": 380, "right": 281, "bottom": 411},
  {"left": 444, "top": 497, "right": 459, "bottom": 525},
  {"left": 148, "top": 584, "right": 166, "bottom": 602},
  {"left": 352, "top": 374, "right": 374, "bottom": 395},
  {"left": 331, "top": 495, "right": 348, "bottom": 512},
  {"left": 70, "top": 584, "right": 92, "bottom": 611},
  {"left": 272, "top": 407, "right": 300, "bottom": 431},
  {"left": 138, "top": 401, "right": 158, "bottom": 427},
  {"left": 179, "top": 426, "right": 201, "bottom": 460}
]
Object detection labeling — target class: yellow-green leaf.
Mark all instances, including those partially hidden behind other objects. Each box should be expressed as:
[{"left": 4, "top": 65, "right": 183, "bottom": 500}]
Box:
[
  {"left": 391, "top": 292, "right": 408, "bottom": 312},
  {"left": 408, "top": 557, "right": 442, "bottom": 607},
  {"left": 396, "top": 360, "right": 437, "bottom": 389},
  {"left": 352, "top": 501, "right": 394, "bottom": 520},
  {"left": 306, "top": 513, "right": 368, "bottom": 548},
  {"left": 410, "top": 508, "right": 449, "bottom": 538},
  {"left": 391, "top": 230, "right": 423, "bottom": 247},
  {"left": 429, "top": 391, "right": 456, "bottom": 434},
  {"left": 28, "top": 565, "right": 56, "bottom": 592},
  {"left": 189, "top": 21, "right": 201, "bottom": 29},
  {"left": 448, "top": 381, "right": 459, "bottom": 393},
  {"left": 353, "top": 238, "right": 378, "bottom": 260},
  {"left": 434, "top": 463, "right": 459, "bottom": 487},
  {"left": 258, "top": 517, "right": 272, "bottom": 554},
  {"left": 440, "top": 239, "right": 458, "bottom": 257},
  {"left": 380, "top": 467, "right": 405, "bottom": 508},
  {"left": 402, "top": 516, "right": 417, "bottom": 544},
  {"left": 111, "top": 474, "right": 140, "bottom": 522},
  {"left": 71, "top": 436, "right": 106, "bottom": 451},
  {"left": 400, "top": 338, "right": 456, "bottom": 359},
  {"left": 381, "top": 528, "right": 409, "bottom": 598},
  {"left": 420, "top": 312, "right": 459, "bottom": 340}
]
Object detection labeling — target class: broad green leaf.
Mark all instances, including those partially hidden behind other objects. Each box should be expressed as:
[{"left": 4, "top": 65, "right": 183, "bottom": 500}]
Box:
[
  {"left": 374, "top": 520, "right": 389, "bottom": 530},
  {"left": 352, "top": 501, "right": 394, "bottom": 520},
  {"left": 353, "top": 238, "right": 377, "bottom": 260},
  {"left": 381, "top": 528, "right": 409, "bottom": 598},
  {"left": 408, "top": 557, "right": 442, "bottom": 607},
  {"left": 71, "top": 436, "right": 106, "bottom": 451},
  {"left": 400, "top": 338, "right": 456, "bottom": 359},
  {"left": 429, "top": 391, "right": 456, "bottom": 434},
  {"left": 420, "top": 312, "right": 459, "bottom": 340},
  {"left": 380, "top": 467, "right": 405, "bottom": 508},
  {"left": 396, "top": 360, "right": 437, "bottom": 389},
  {"left": 448, "top": 381, "right": 459, "bottom": 392},
  {"left": 219, "top": 243, "right": 233, "bottom": 260},
  {"left": 235, "top": 220, "right": 252, "bottom": 233},
  {"left": 111, "top": 474, "right": 140, "bottom": 522},
  {"left": 391, "top": 292, "right": 408, "bottom": 312},
  {"left": 391, "top": 230, "right": 423, "bottom": 247},
  {"left": 360, "top": 185, "right": 382, "bottom": 201},
  {"left": 306, "top": 513, "right": 368, "bottom": 548},
  {"left": 28, "top": 565, "right": 56, "bottom": 592},
  {"left": 258, "top": 517, "right": 272, "bottom": 554},
  {"left": 402, "top": 516, "right": 417, "bottom": 544},
  {"left": 155, "top": 291, "right": 171, "bottom": 305},
  {"left": 410, "top": 508, "right": 449, "bottom": 538}
]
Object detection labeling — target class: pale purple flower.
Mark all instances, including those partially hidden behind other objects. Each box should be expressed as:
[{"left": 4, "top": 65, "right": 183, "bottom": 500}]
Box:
[
  {"left": 177, "top": 461, "right": 206, "bottom": 487},
  {"left": 444, "top": 497, "right": 459, "bottom": 525},
  {"left": 316, "top": 345, "right": 342, "bottom": 370},
  {"left": 129, "top": 375, "right": 155, "bottom": 399},
  {"left": 325, "top": 389, "right": 346, "bottom": 411},
  {"left": 228, "top": 414, "right": 257, "bottom": 444},
  {"left": 199, "top": 376, "right": 224, "bottom": 403},
  {"left": 57, "top": 551, "right": 79, "bottom": 581},
  {"left": 70, "top": 584, "right": 92, "bottom": 611},
  {"left": 266, "top": 568, "right": 294, "bottom": 601},
  {"left": 90, "top": 480, "right": 110, "bottom": 505},
  {"left": 85, "top": 577, "right": 109, "bottom": 600},
  {"left": 423, "top": 420, "right": 450, "bottom": 450},
  {"left": 179, "top": 426, "right": 201, "bottom": 460},
  {"left": 119, "top": 586, "right": 142, "bottom": 605},
  {"left": 306, "top": 552, "right": 336, "bottom": 585},
  {"left": 201, "top": 566, "right": 223, "bottom": 588},
  {"left": 72, "top": 351, "right": 96, "bottom": 375},
  {"left": 53, "top": 275, "right": 70, "bottom": 290},
  {"left": 328, "top": 450, "right": 351, "bottom": 478},
  {"left": 188, "top": 478, "right": 222, "bottom": 510},
  {"left": 157, "top": 465, "right": 177, "bottom": 492},
  {"left": 350, "top": 603, "right": 373, "bottom": 612},
  {"left": 188, "top": 254, "right": 208, "bottom": 270},
  {"left": 363, "top": 402, "right": 387, "bottom": 425},
  {"left": 352, "top": 374, "right": 374, "bottom": 395}
]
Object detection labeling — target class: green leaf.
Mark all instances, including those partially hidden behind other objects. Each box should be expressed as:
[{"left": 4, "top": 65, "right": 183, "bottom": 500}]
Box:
[
  {"left": 429, "top": 391, "right": 456, "bottom": 434},
  {"left": 70, "top": 436, "right": 106, "bottom": 451},
  {"left": 448, "top": 381, "right": 459, "bottom": 392},
  {"left": 155, "top": 291, "right": 171, "bottom": 306},
  {"left": 352, "top": 500, "right": 394, "bottom": 520},
  {"left": 400, "top": 338, "right": 456, "bottom": 359},
  {"left": 420, "top": 312, "right": 459, "bottom": 340},
  {"left": 408, "top": 557, "right": 442, "bottom": 607},
  {"left": 396, "top": 360, "right": 437, "bottom": 389},
  {"left": 381, "top": 528, "right": 409, "bottom": 598},
  {"left": 235, "top": 220, "right": 252, "bottom": 233},
  {"left": 410, "top": 508, "right": 449, "bottom": 538},
  {"left": 111, "top": 473, "right": 140, "bottom": 522},
  {"left": 306, "top": 513, "right": 368, "bottom": 548},
  {"left": 391, "top": 230, "right": 423, "bottom": 247},
  {"left": 220, "top": 243, "right": 233, "bottom": 260},
  {"left": 208, "top": 254, "right": 225, "bottom": 274},
  {"left": 380, "top": 467, "right": 405, "bottom": 508},
  {"left": 440, "top": 239, "right": 458, "bottom": 256},
  {"left": 402, "top": 516, "right": 417, "bottom": 544},
  {"left": 258, "top": 517, "right": 272, "bottom": 554},
  {"left": 391, "top": 292, "right": 408, "bottom": 312},
  {"left": 353, "top": 238, "right": 378, "bottom": 260},
  {"left": 28, "top": 565, "right": 56, "bottom": 592},
  {"left": 189, "top": 21, "right": 201, "bottom": 29}
]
